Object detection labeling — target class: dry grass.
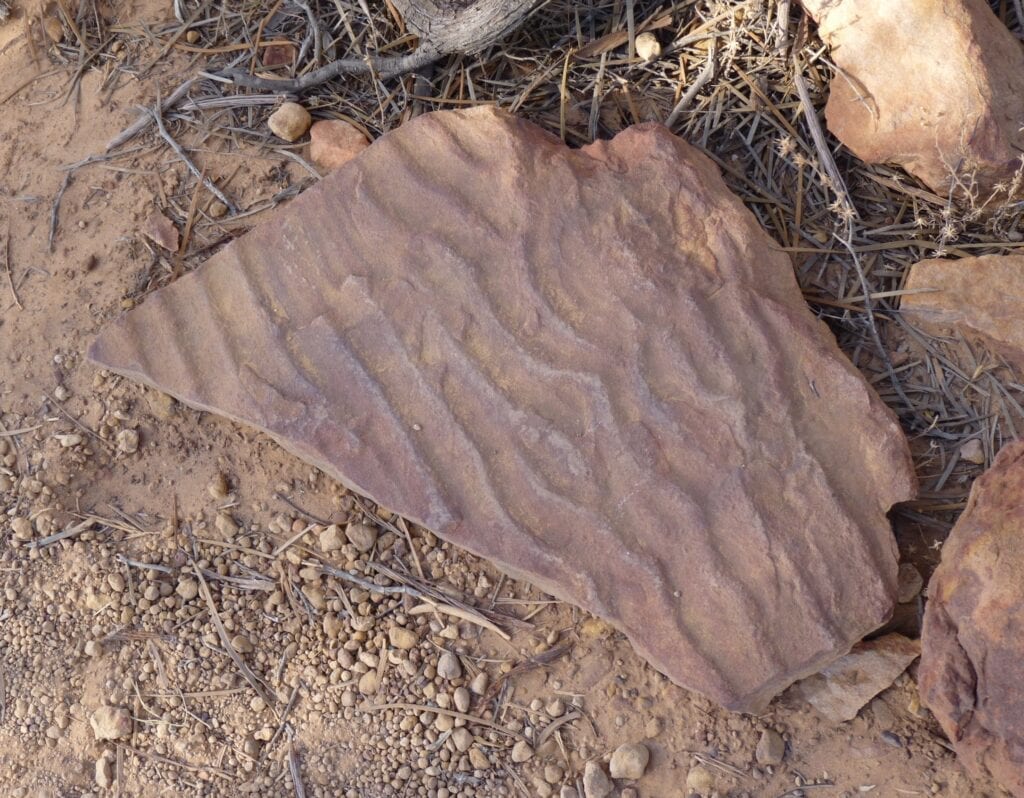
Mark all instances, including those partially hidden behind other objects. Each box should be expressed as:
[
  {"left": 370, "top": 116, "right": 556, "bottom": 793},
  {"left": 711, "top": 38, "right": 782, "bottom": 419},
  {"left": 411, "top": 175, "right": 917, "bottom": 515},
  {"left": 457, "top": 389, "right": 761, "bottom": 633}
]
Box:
[{"left": 49, "top": 0, "right": 1024, "bottom": 560}]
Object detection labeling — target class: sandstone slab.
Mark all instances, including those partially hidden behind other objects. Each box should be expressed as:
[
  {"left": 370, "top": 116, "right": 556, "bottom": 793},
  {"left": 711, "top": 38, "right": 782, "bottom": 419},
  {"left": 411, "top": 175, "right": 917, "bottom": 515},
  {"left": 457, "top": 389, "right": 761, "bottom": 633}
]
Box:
[
  {"left": 920, "top": 440, "right": 1024, "bottom": 796},
  {"left": 89, "top": 106, "right": 914, "bottom": 711},
  {"left": 800, "top": 0, "right": 1024, "bottom": 197},
  {"left": 902, "top": 254, "right": 1024, "bottom": 368}
]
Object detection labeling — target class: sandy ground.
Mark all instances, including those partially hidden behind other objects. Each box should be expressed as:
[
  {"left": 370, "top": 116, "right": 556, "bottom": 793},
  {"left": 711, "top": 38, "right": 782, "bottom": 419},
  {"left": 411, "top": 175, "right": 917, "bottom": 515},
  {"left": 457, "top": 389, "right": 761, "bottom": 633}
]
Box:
[{"left": 0, "top": 1, "right": 1007, "bottom": 797}]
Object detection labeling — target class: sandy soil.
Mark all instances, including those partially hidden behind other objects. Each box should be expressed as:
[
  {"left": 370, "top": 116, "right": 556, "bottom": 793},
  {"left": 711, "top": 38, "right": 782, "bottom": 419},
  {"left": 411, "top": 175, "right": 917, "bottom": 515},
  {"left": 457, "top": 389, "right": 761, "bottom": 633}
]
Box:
[{"left": 0, "top": 1, "right": 1006, "bottom": 797}]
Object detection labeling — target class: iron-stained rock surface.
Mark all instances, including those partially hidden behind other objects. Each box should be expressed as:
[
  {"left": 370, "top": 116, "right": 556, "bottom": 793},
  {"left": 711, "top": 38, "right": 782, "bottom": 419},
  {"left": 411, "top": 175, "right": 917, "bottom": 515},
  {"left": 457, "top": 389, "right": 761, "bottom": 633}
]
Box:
[
  {"left": 920, "top": 440, "right": 1024, "bottom": 796},
  {"left": 902, "top": 254, "right": 1024, "bottom": 369},
  {"left": 800, "top": 0, "right": 1024, "bottom": 197},
  {"left": 89, "top": 107, "right": 915, "bottom": 711}
]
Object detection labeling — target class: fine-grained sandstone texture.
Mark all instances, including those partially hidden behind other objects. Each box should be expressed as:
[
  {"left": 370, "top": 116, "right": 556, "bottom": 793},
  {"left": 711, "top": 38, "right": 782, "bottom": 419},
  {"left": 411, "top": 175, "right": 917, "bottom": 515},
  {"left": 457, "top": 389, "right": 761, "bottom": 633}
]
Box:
[
  {"left": 920, "top": 440, "right": 1024, "bottom": 795},
  {"left": 89, "top": 106, "right": 915, "bottom": 711},
  {"left": 902, "top": 254, "right": 1024, "bottom": 368},
  {"left": 800, "top": 0, "right": 1024, "bottom": 197}
]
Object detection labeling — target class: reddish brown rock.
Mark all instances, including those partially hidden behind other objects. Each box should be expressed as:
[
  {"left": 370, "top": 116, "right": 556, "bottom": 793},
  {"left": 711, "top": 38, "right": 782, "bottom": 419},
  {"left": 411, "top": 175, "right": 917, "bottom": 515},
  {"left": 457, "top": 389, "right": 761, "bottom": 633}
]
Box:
[
  {"left": 144, "top": 210, "right": 179, "bottom": 252},
  {"left": 261, "top": 43, "right": 296, "bottom": 68},
  {"left": 920, "top": 440, "right": 1024, "bottom": 795},
  {"left": 89, "top": 107, "right": 914, "bottom": 712},
  {"left": 901, "top": 254, "right": 1024, "bottom": 368},
  {"left": 800, "top": 0, "right": 1024, "bottom": 197},
  {"left": 309, "top": 119, "right": 370, "bottom": 172}
]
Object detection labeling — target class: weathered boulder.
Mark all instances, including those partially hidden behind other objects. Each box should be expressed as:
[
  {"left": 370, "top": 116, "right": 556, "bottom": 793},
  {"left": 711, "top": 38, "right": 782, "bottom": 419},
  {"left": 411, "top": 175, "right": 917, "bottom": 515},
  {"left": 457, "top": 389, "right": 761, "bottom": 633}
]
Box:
[
  {"left": 89, "top": 106, "right": 914, "bottom": 711},
  {"left": 920, "top": 440, "right": 1024, "bottom": 796},
  {"left": 799, "top": 0, "right": 1024, "bottom": 198},
  {"left": 902, "top": 254, "right": 1024, "bottom": 368}
]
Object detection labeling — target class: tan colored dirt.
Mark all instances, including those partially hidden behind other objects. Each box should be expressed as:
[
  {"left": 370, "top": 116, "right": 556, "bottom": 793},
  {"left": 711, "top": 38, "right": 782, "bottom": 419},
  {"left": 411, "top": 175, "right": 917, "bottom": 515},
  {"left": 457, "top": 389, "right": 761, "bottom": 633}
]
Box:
[{"left": 0, "top": 2, "right": 1003, "bottom": 797}]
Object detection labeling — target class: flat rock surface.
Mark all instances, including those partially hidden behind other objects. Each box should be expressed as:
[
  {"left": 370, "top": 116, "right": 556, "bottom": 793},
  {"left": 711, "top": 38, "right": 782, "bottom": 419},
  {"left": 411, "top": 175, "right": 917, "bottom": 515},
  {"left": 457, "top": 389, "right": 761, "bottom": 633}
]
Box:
[
  {"left": 920, "top": 440, "right": 1024, "bottom": 796},
  {"left": 89, "top": 106, "right": 914, "bottom": 712},
  {"left": 796, "top": 633, "right": 920, "bottom": 723},
  {"left": 902, "top": 254, "right": 1024, "bottom": 368},
  {"left": 800, "top": 0, "right": 1024, "bottom": 197}
]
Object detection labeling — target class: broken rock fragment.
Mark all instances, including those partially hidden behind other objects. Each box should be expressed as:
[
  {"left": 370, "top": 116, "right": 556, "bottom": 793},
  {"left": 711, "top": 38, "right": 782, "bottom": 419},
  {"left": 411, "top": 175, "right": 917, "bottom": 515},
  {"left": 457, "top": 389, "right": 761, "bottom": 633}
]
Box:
[
  {"left": 799, "top": 0, "right": 1024, "bottom": 197},
  {"left": 902, "top": 254, "right": 1024, "bottom": 369},
  {"left": 920, "top": 440, "right": 1024, "bottom": 796},
  {"left": 796, "top": 633, "right": 920, "bottom": 723},
  {"left": 89, "top": 106, "right": 914, "bottom": 711}
]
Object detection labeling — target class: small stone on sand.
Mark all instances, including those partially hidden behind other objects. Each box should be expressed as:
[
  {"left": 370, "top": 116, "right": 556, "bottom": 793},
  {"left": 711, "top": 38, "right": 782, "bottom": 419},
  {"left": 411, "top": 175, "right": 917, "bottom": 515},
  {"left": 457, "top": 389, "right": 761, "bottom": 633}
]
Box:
[
  {"left": 609, "top": 742, "right": 649, "bottom": 779},
  {"left": 755, "top": 728, "right": 785, "bottom": 765},
  {"left": 268, "top": 102, "right": 312, "bottom": 142},
  {"left": 90, "top": 706, "right": 132, "bottom": 740}
]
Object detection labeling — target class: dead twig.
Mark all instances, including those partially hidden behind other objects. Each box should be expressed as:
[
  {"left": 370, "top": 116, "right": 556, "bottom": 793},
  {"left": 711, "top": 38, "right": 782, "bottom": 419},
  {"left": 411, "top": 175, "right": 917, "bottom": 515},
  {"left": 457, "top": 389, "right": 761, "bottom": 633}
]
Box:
[
  {"left": 666, "top": 42, "right": 716, "bottom": 128},
  {"left": 143, "top": 102, "right": 238, "bottom": 215},
  {"left": 2, "top": 222, "right": 20, "bottom": 310}
]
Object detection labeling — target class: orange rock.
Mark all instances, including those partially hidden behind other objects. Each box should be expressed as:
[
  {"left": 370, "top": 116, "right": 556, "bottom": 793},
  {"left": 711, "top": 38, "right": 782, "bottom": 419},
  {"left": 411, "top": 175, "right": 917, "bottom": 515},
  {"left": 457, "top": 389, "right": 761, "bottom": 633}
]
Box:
[
  {"left": 309, "top": 120, "right": 370, "bottom": 172},
  {"left": 901, "top": 254, "right": 1024, "bottom": 368},
  {"left": 800, "top": 0, "right": 1024, "bottom": 198},
  {"left": 920, "top": 440, "right": 1024, "bottom": 796},
  {"left": 89, "top": 107, "right": 914, "bottom": 712}
]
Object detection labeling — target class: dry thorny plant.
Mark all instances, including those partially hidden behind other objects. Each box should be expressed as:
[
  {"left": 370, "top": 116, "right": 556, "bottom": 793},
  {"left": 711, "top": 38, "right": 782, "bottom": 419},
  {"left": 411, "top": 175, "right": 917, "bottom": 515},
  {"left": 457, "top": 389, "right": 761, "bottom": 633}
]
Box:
[{"left": 21, "top": 0, "right": 1024, "bottom": 550}]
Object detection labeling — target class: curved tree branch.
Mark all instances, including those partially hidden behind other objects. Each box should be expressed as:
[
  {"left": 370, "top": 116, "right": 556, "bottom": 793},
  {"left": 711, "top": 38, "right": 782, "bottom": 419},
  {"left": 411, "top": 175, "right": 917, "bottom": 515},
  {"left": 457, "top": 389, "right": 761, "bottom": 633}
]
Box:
[
  {"left": 221, "top": 49, "right": 441, "bottom": 92},
  {"left": 219, "top": 0, "right": 535, "bottom": 92}
]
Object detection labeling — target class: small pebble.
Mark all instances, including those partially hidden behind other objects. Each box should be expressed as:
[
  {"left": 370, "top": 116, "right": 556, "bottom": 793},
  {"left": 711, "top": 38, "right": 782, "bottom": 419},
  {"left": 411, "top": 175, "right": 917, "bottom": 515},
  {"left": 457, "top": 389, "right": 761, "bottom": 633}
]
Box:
[
  {"left": 231, "top": 634, "right": 254, "bottom": 654},
  {"left": 511, "top": 740, "right": 534, "bottom": 763},
  {"left": 453, "top": 686, "right": 471, "bottom": 713},
  {"left": 583, "top": 761, "right": 612, "bottom": 798},
  {"left": 451, "top": 726, "right": 473, "bottom": 752},
  {"left": 959, "top": 437, "right": 985, "bottom": 464},
  {"left": 388, "top": 625, "right": 418, "bottom": 650},
  {"left": 95, "top": 756, "right": 113, "bottom": 789},
  {"left": 116, "top": 428, "right": 139, "bottom": 455},
  {"left": 644, "top": 717, "right": 662, "bottom": 738},
  {"left": 345, "top": 522, "right": 378, "bottom": 552},
  {"left": 268, "top": 102, "right": 312, "bottom": 142},
  {"left": 358, "top": 670, "right": 380, "bottom": 694},
  {"left": 686, "top": 764, "right": 715, "bottom": 794},
  {"left": 468, "top": 746, "right": 490, "bottom": 770},
  {"left": 755, "top": 728, "right": 785, "bottom": 765},
  {"left": 11, "top": 517, "right": 33, "bottom": 541},
  {"left": 90, "top": 706, "right": 132, "bottom": 740},
  {"left": 319, "top": 524, "right": 345, "bottom": 552},
  {"left": 609, "top": 742, "right": 649, "bottom": 780},
  {"left": 635, "top": 31, "right": 661, "bottom": 61},
  {"left": 437, "top": 651, "right": 462, "bottom": 680},
  {"left": 469, "top": 671, "right": 489, "bottom": 695}
]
